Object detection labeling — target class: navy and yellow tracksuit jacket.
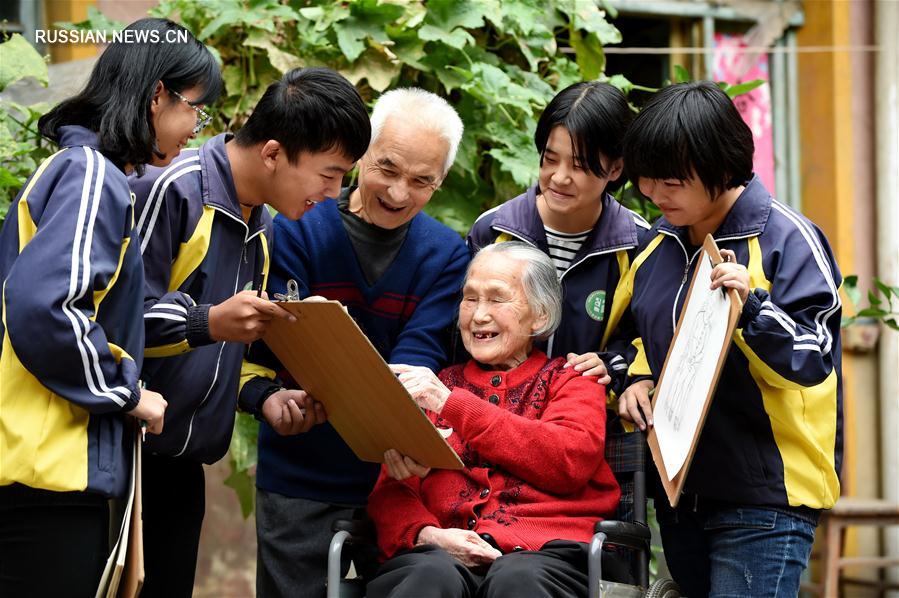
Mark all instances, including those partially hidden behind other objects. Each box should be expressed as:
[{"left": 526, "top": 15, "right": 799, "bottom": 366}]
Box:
[
  {"left": 623, "top": 176, "right": 843, "bottom": 510},
  {"left": 467, "top": 186, "right": 650, "bottom": 392},
  {"left": 130, "top": 134, "right": 271, "bottom": 464},
  {"left": 0, "top": 126, "right": 144, "bottom": 498}
]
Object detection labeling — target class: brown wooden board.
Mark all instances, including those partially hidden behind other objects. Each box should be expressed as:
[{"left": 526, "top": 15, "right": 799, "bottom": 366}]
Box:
[
  {"left": 96, "top": 423, "right": 144, "bottom": 598},
  {"left": 263, "top": 300, "right": 463, "bottom": 470},
  {"left": 646, "top": 235, "right": 743, "bottom": 507}
]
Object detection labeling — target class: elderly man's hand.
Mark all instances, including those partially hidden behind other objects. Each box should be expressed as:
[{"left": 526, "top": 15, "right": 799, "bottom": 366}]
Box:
[
  {"left": 384, "top": 449, "right": 431, "bottom": 480},
  {"left": 389, "top": 364, "right": 451, "bottom": 414},
  {"left": 416, "top": 526, "right": 502, "bottom": 568},
  {"left": 261, "top": 389, "right": 327, "bottom": 435},
  {"left": 564, "top": 352, "right": 612, "bottom": 385}
]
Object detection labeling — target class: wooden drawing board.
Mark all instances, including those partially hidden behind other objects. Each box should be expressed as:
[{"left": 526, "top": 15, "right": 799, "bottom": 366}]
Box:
[
  {"left": 263, "top": 301, "right": 463, "bottom": 470},
  {"left": 646, "top": 235, "right": 743, "bottom": 507},
  {"left": 96, "top": 423, "right": 144, "bottom": 598}
]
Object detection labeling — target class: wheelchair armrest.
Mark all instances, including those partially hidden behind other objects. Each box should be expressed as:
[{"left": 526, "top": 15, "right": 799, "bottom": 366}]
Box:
[
  {"left": 593, "top": 519, "right": 651, "bottom": 552},
  {"left": 331, "top": 518, "right": 376, "bottom": 540}
]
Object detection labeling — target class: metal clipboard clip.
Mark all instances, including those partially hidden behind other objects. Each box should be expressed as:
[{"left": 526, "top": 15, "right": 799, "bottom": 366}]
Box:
[{"left": 273, "top": 279, "right": 300, "bottom": 302}]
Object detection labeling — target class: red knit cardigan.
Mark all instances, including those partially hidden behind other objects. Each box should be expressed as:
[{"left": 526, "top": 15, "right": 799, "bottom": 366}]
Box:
[{"left": 367, "top": 351, "right": 620, "bottom": 559}]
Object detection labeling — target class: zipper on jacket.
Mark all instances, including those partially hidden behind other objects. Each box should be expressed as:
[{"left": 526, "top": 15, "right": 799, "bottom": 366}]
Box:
[
  {"left": 662, "top": 231, "right": 702, "bottom": 334},
  {"left": 174, "top": 206, "right": 262, "bottom": 457}
]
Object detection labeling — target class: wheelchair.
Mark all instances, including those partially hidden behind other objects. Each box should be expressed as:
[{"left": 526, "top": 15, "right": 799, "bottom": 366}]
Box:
[{"left": 325, "top": 417, "right": 681, "bottom": 598}]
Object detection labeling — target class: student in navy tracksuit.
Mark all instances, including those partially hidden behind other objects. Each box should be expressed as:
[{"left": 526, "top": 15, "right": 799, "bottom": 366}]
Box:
[
  {"left": 130, "top": 68, "right": 370, "bottom": 597},
  {"left": 618, "top": 81, "right": 843, "bottom": 596},
  {"left": 468, "top": 82, "right": 649, "bottom": 394},
  {"left": 0, "top": 18, "right": 219, "bottom": 597}
]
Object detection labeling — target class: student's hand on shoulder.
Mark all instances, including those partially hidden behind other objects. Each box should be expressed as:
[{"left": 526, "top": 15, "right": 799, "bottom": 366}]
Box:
[
  {"left": 711, "top": 249, "right": 750, "bottom": 304},
  {"left": 208, "top": 290, "right": 297, "bottom": 343},
  {"left": 383, "top": 449, "right": 430, "bottom": 480},
  {"left": 619, "top": 379, "right": 655, "bottom": 431},
  {"left": 261, "top": 389, "right": 327, "bottom": 436},
  {"left": 564, "top": 352, "right": 611, "bottom": 385},
  {"left": 130, "top": 388, "right": 167, "bottom": 435}
]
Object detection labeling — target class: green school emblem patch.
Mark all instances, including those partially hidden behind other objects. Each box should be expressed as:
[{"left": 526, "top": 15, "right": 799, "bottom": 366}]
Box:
[{"left": 585, "top": 290, "right": 606, "bottom": 322}]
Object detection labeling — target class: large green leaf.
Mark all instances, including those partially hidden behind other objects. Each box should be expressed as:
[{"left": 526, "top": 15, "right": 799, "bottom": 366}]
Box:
[
  {"left": 569, "top": 28, "right": 604, "bottom": 81},
  {"left": 0, "top": 34, "right": 48, "bottom": 91},
  {"left": 334, "top": 0, "right": 404, "bottom": 62},
  {"left": 342, "top": 48, "right": 400, "bottom": 92},
  {"left": 570, "top": 2, "right": 621, "bottom": 45},
  {"left": 423, "top": 0, "right": 486, "bottom": 33}
]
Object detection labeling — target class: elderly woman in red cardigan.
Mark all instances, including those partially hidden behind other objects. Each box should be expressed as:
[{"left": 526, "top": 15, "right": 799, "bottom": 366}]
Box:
[{"left": 368, "top": 241, "right": 621, "bottom": 598}]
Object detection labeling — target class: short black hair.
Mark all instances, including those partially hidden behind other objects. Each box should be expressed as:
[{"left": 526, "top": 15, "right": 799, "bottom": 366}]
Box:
[
  {"left": 235, "top": 67, "right": 370, "bottom": 163},
  {"left": 38, "top": 18, "right": 222, "bottom": 175},
  {"left": 534, "top": 81, "right": 632, "bottom": 191},
  {"left": 623, "top": 81, "right": 754, "bottom": 200}
]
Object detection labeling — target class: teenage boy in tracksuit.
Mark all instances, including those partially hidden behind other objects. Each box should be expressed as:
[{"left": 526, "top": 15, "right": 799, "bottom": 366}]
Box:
[
  {"left": 618, "top": 81, "right": 842, "bottom": 597},
  {"left": 129, "top": 67, "right": 370, "bottom": 598}
]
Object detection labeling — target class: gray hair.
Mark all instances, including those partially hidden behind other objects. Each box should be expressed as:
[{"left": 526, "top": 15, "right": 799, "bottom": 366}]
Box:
[
  {"left": 468, "top": 242, "right": 562, "bottom": 340},
  {"left": 369, "top": 87, "right": 464, "bottom": 175}
]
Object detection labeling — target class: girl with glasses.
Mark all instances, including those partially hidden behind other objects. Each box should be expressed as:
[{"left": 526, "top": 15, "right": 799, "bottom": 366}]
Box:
[{"left": 0, "top": 17, "right": 221, "bottom": 597}]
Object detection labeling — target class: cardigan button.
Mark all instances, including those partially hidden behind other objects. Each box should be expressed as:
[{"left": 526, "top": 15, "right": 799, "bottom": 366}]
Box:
[
  {"left": 467, "top": 518, "right": 477, "bottom": 530},
  {"left": 487, "top": 394, "right": 499, "bottom": 405},
  {"left": 479, "top": 488, "right": 490, "bottom": 498},
  {"left": 512, "top": 546, "right": 524, "bottom": 552},
  {"left": 490, "top": 375, "right": 502, "bottom": 387}
]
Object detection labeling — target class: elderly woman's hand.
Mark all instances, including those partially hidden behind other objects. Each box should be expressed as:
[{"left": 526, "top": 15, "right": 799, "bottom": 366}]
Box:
[
  {"left": 564, "top": 352, "right": 612, "bottom": 385},
  {"left": 389, "top": 364, "right": 451, "bottom": 414},
  {"left": 384, "top": 449, "right": 431, "bottom": 480},
  {"left": 416, "top": 526, "right": 502, "bottom": 568}
]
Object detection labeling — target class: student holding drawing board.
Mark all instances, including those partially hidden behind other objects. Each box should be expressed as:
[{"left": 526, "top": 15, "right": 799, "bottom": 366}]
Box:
[{"left": 617, "top": 81, "right": 843, "bottom": 597}]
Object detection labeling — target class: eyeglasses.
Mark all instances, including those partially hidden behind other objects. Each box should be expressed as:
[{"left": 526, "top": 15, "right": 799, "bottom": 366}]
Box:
[{"left": 170, "top": 89, "right": 213, "bottom": 135}]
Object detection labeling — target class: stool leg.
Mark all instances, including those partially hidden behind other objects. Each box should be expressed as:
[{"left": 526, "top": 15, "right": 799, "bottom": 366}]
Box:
[{"left": 822, "top": 519, "right": 842, "bottom": 598}]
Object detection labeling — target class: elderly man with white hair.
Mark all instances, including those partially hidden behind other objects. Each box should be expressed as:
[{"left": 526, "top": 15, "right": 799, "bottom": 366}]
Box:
[{"left": 242, "top": 87, "right": 470, "bottom": 598}]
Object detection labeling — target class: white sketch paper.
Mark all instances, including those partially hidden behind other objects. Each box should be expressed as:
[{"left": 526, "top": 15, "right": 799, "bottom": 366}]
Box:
[{"left": 653, "top": 252, "right": 732, "bottom": 480}]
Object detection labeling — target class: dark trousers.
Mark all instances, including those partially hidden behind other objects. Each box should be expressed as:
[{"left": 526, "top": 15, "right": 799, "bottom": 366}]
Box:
[
  {"left": 366, "top": 541, "right": 595, "bottom": 598},
  {"left": 255, "top": 489, "right": 361, "bottom": 598},
  {"left": 140, "top": 452, "right": 206, "bottom": 598},
  {"left": 0, "top": 484, "right": 109, "bottom": 598}
]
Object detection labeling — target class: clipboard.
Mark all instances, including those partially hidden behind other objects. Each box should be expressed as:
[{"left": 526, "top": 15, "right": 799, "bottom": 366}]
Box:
[
  {"left": 96, "top": 421, "right": 145, "bottom": 598},
  {"left": 646, "top": 235, "right": 743, "bottom": 507},
  {"left": 262, "top": 300, "right": 463, "bottom": 470}
]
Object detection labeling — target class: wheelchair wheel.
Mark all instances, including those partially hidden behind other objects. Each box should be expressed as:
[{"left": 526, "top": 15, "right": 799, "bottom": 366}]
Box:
[{"left": 643, "top": 578, "right": 680, "bottom": 597}]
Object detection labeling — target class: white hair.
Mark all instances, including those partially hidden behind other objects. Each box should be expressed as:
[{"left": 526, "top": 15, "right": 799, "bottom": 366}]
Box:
[
  {"left": 369, "top": 87, "right": 464, "bottom": 175},
  {"left": 469, "top": 242, "right": 563, "bottom": 340}
]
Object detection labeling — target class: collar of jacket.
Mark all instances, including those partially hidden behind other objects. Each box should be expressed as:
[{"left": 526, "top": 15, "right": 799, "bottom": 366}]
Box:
[
  {"left": 199, "top": 133, "right": 266, "bottom": 234},
  {"left": 57, "top": 125, "right": 103, "bottom": 152},
  {"left": 657, "top": 174, "right": 772, "bottom": 242},
  {"left": 490, "top": 184, "right": 641, "bottom": 254}
]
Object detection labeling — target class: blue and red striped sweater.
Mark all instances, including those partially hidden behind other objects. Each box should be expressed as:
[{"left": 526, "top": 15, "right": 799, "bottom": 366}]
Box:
[{"left": 252, "top": 194, "right": 470, "bottom": 505}]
